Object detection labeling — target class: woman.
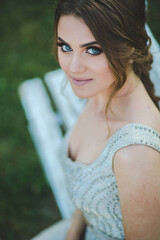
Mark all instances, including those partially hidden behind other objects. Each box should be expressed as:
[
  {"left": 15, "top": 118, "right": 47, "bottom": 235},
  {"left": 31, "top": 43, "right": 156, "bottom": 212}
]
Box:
[{"left": 33, "top": 0, "right": 160, "bottom": 239}]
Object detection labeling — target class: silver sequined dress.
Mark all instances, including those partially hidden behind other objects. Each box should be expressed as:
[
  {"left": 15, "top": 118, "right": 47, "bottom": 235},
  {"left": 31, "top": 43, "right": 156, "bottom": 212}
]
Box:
[{"left": 60, "top": 123, "right": 160, "bottom": 240}]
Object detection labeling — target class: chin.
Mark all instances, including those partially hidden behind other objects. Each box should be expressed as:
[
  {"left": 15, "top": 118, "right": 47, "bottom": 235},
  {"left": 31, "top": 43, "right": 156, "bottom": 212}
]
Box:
[{"left": 71, "top": 88, "right": 93, "bottom": 99}]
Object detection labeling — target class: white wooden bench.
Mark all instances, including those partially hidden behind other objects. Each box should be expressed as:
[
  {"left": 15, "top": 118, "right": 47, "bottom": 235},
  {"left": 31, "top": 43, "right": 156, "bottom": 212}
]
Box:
[{"left": 18, "top": 25, "right": 160, "bottom": 221}]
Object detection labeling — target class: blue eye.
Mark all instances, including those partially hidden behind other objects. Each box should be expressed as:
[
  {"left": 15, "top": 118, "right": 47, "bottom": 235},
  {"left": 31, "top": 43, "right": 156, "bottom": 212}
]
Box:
[
  {"left": 62, "top": 44, "right": 72, "bottom": 52},
  {"left": 58, "top": 43, "right": 72, "bottom": 52},
  {"left": 87, "top": 47, "right": 102, "bottom": 56}
]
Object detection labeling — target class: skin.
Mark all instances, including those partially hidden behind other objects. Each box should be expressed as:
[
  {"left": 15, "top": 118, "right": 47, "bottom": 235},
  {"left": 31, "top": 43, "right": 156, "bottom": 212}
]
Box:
[
  {"left": 57, "top": 15, "right": 117, "bottom": 110},
  {"left": 65, "top": 209, "right": 86, "bottom": 240},
  {"left": 57, "top": 15, "right": 160, "bottom": 240},
  {"left": 114, "top": 145, "right": 160, "bottom": 240}
]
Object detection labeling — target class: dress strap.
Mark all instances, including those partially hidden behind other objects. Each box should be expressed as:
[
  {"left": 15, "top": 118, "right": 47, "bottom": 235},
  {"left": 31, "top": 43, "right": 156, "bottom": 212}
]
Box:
[{"left": 108, "top": 123, "right": 160, "bottom": 166}]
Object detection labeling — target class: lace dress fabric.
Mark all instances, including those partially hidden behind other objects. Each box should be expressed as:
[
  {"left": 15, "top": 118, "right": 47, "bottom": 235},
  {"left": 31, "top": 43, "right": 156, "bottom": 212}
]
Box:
[{"left": 60, "top": 123, "right": 160, "bottom": 240}]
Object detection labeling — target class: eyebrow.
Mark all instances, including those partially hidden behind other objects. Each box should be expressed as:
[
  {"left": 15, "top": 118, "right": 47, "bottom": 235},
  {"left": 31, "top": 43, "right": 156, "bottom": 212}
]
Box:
[{"left": 57, "top": 37, "right": 98, "bottom": 48}]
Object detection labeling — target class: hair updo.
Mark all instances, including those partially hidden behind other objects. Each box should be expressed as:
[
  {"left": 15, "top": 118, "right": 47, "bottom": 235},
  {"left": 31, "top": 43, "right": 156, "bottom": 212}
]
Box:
[{"left": 54, "top": 0, "right": 160, "bottom": 111}]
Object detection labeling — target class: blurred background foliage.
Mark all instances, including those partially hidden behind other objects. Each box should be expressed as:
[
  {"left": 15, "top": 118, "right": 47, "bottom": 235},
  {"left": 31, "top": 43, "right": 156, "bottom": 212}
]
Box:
[{"left": 0, "top": 0, "right": 159, "bottom": 239}]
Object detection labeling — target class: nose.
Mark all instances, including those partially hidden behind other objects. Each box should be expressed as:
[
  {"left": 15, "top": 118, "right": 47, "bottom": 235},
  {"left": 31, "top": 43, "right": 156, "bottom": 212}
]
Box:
[{"left": 69, "top": 54, "right": 86, "bottom": 73}]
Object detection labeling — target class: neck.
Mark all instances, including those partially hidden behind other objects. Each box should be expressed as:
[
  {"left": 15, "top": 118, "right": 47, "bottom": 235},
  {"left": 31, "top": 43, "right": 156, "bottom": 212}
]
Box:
[{"left": 86, "top": 70, "right": 140, "bottom": 121}]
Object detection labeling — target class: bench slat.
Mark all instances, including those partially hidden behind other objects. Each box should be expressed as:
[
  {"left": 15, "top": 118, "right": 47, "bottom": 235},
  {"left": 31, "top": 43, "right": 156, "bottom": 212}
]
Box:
[
  {"left": 19, "top": 78, "right": 74, "bottom": 219},
  {"left": 146, "top": 25, "right": 160, "bottom": 97}
]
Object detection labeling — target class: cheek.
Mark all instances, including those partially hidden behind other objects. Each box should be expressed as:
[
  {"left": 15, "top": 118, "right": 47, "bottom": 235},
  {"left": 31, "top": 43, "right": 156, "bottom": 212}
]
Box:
[
  {"left": 93, "top": 57, "right": 112, "bottom": 75},
  {"left": 57, "top": 51, "right": 68, "bottom": 71},
  {"left": 93, "top": 57, "right": 115, "bottom": 85}
]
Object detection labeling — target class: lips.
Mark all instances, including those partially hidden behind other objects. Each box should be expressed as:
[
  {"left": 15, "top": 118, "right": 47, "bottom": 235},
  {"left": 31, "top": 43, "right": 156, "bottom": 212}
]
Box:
[
  {"left": 71, "top": 77, "right": 92, "bottom": 81},
  {"left": 71, "top": 77, "right": 93, "bottom": 86}
]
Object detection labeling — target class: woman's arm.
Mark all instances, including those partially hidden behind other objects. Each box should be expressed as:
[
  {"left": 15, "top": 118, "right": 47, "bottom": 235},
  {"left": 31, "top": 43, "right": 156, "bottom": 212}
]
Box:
[
  {"left": 65, "top": 209, "right": 86, "bottom": 240},
  {"left": 114, "top": 145, "right": 160, "bottom": 240}
]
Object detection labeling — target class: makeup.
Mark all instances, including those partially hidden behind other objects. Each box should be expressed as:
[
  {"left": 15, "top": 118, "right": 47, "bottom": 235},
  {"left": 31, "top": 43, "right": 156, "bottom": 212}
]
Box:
[{"left": 71, "top": 78, "right": 93, "bottom": 86}]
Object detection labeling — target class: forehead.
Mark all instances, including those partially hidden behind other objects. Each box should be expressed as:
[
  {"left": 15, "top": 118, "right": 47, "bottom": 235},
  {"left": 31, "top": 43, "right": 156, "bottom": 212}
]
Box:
[{"left": 57, "top": 15, "right": 96, "bottom": 44}]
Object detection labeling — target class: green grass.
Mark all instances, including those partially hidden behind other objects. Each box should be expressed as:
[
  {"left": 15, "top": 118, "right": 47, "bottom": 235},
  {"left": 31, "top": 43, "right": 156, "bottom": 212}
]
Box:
[
  {"left": 0, "top": 0, "right": 159, "bottom": 239},
  {"left": 0, "top": 0, "right": 61, "bottom": 239}
]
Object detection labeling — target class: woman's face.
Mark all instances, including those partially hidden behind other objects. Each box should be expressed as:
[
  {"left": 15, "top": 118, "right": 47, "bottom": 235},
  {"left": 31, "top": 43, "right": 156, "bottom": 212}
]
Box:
[{"left": 57, "top": 15, "right": 115, "bottom": 99}]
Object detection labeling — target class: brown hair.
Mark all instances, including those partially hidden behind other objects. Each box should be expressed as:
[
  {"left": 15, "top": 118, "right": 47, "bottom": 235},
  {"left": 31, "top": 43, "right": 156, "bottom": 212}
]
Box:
[{"left": 53, "top": 0, "right": 160, "bottom": 115}]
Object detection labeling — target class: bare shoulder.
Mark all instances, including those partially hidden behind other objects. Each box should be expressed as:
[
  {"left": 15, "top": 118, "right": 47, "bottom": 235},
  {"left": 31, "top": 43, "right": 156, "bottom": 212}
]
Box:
[
  {"left": 114, "top": 100, "right": 160, "bottom": 174},
  {"left": 113, "top": 122, "right": 160, "bottom": 239},
  {"left": 113, "top": 86, "right": 160, "bottom": 238},
  {"left": 114, "top": 144, "right": 160, "bottom": 178},
  {"left": 113, "top": 95, "right": 160, "bottom": 169}
]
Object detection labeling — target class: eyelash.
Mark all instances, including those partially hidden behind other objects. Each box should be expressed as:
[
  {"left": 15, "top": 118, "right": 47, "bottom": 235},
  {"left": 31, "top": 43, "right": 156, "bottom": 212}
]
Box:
[{"left": 57, "top": 42, "right": 103, "bottom": 56}]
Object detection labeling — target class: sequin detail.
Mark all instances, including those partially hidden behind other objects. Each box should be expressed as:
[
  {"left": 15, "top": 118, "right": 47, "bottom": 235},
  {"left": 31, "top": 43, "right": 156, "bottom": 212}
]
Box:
[{"left": 60, "top": 123, "right": 160, "bottom": 240}]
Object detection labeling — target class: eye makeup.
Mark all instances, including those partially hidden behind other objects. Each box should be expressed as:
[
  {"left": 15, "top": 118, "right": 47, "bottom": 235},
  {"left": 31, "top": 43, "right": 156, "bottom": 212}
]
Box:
[
  {"left": 86, "top": 46, "right": 103, "bottom": 56},
  {"left": 57, "top": 41, "right": 103, "bottom": 56},
  {"left": 57, "top": 42, "right": 72, "bottom": 52}
]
